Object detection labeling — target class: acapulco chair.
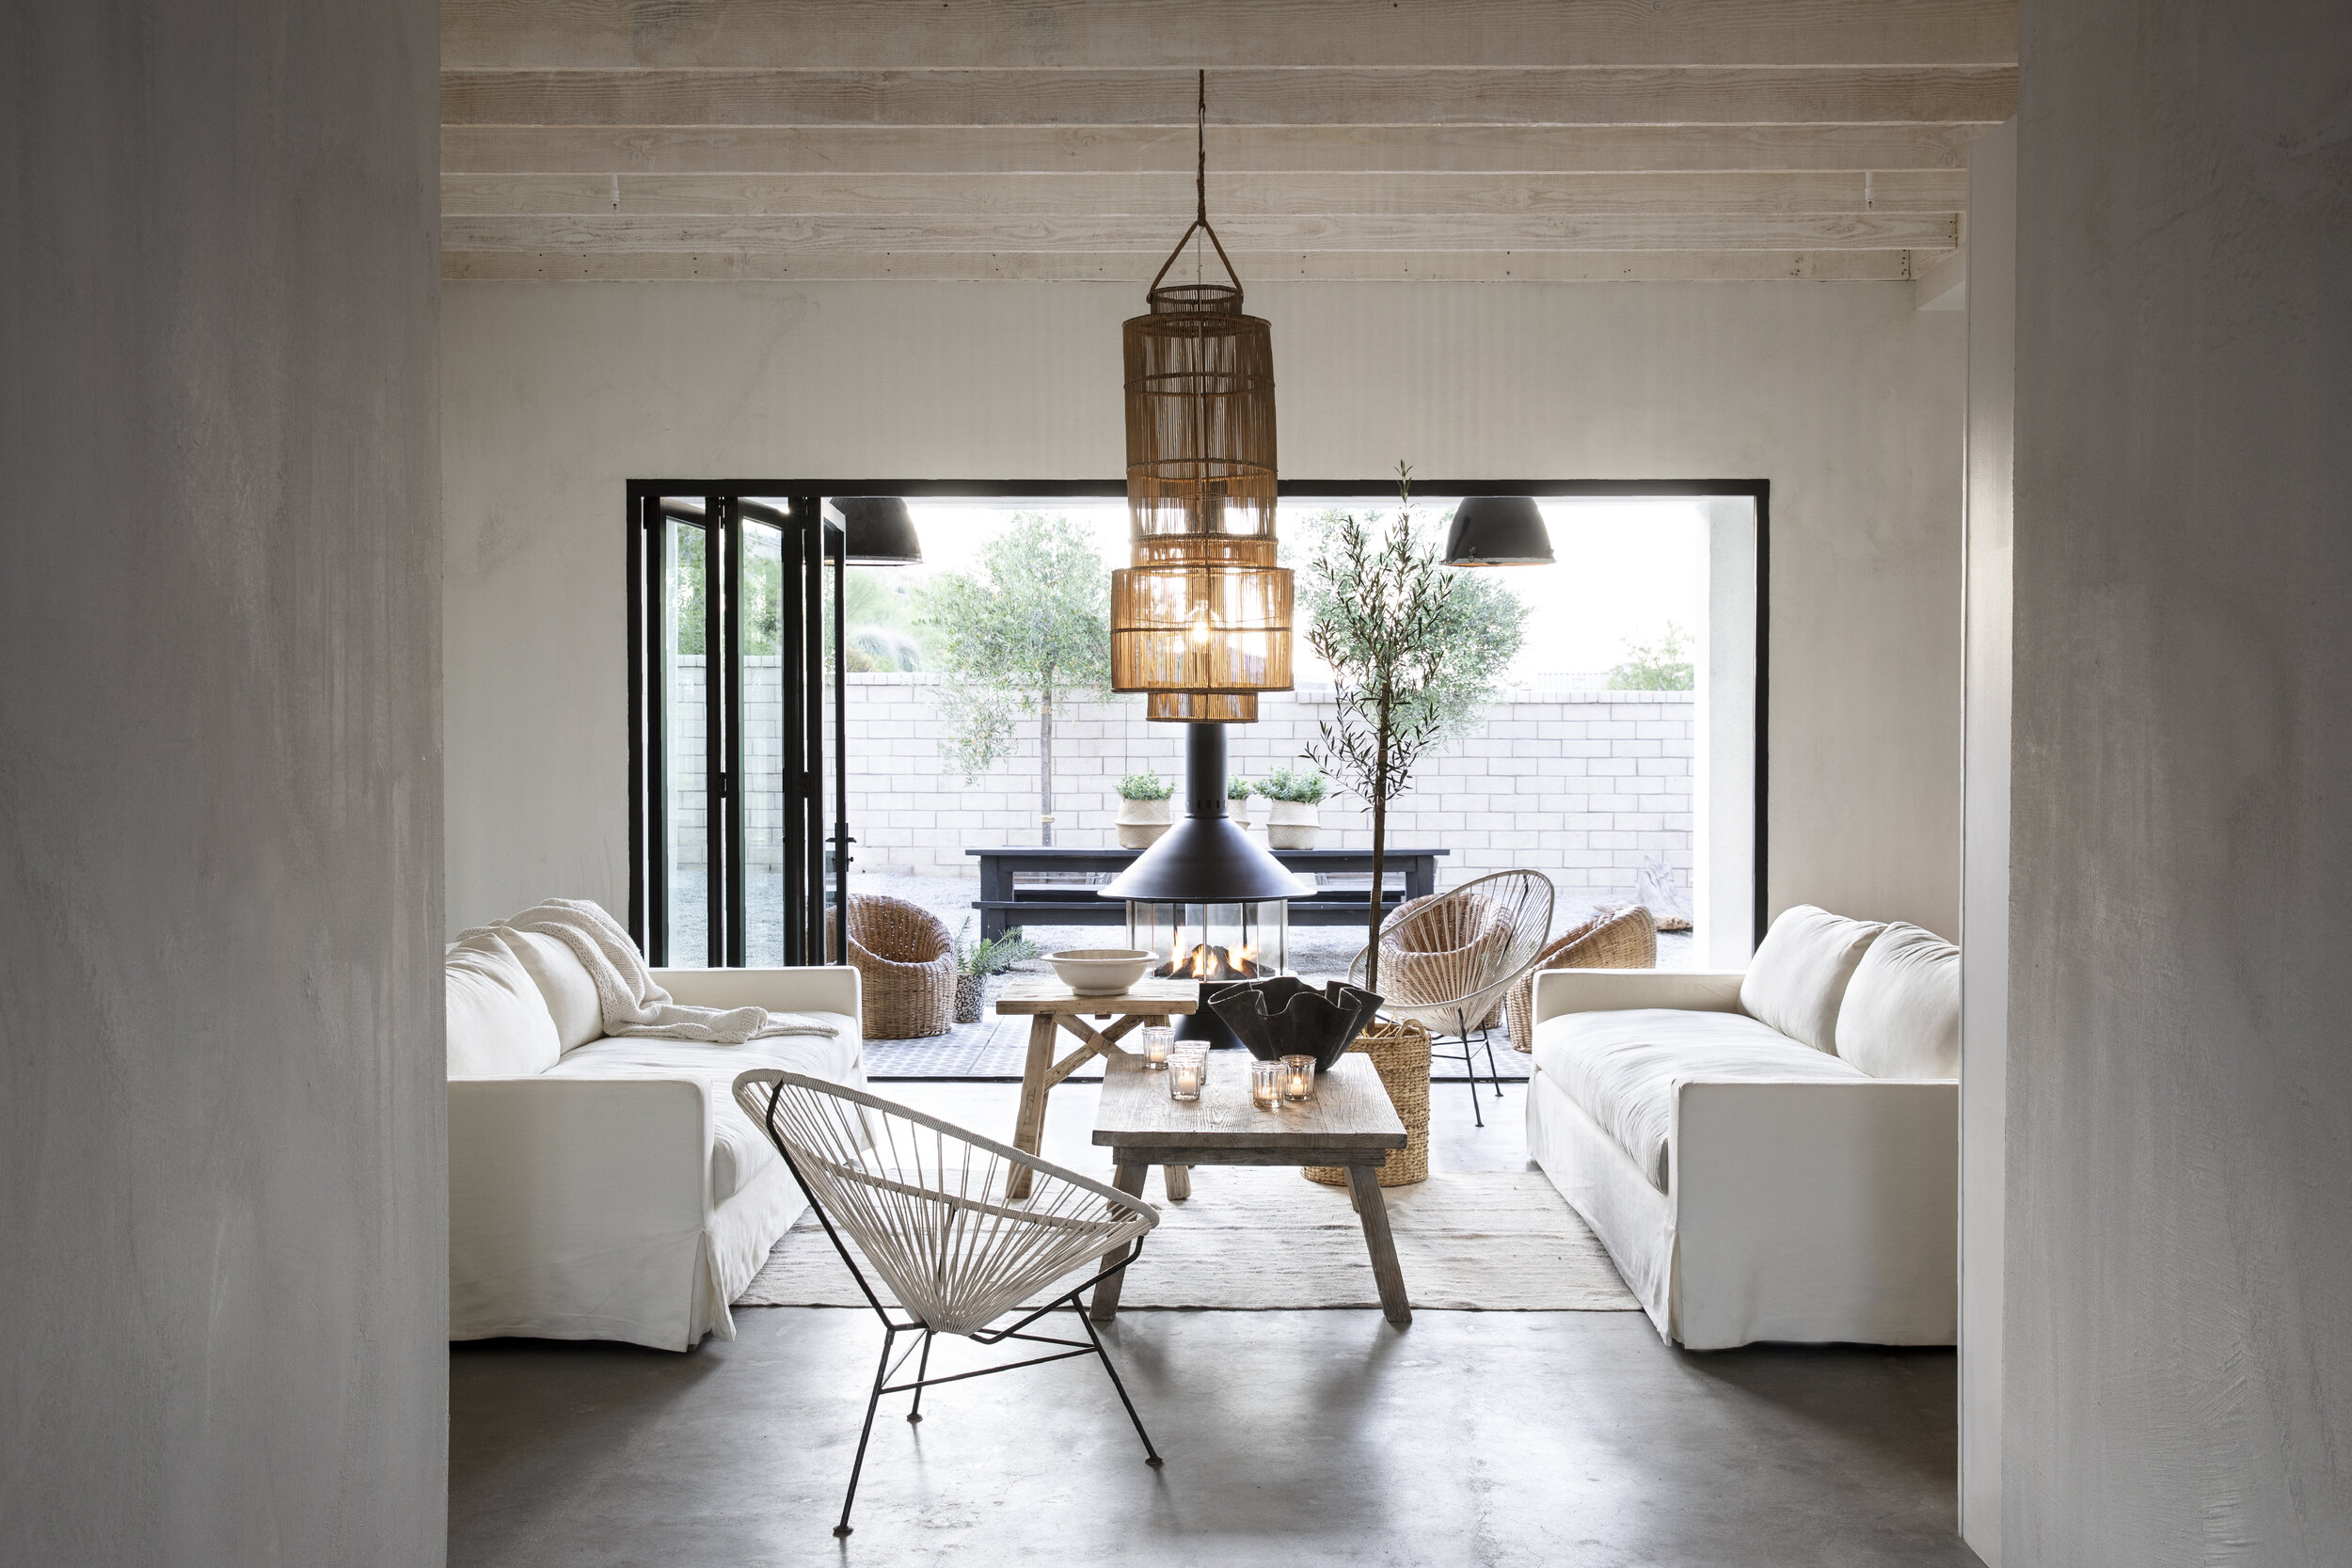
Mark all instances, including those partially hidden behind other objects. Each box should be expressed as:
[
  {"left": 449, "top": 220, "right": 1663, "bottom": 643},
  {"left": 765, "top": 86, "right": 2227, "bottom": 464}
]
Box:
[
  {"left": 733, "top": 1069, "right": 1164, "bottom": 1538},
  {"left": 1348, "top": 870, "right": 1556, "bottom": 1126}
]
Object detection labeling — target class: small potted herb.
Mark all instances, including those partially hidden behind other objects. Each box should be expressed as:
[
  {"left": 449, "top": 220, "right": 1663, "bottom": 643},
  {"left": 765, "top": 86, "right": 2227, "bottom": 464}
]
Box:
[
  {"left": 952, "top": 919, "right": 1042, "bottom": 1023},
  {"left": 1258, "top": 764, "right": 1329, "bottom": 849},
  {"left": 1227, "top": 774, "right": 1256, "bottom": 831},
  {"left": 1115, "top": 768, "right": 1175, "bottom": 848}
]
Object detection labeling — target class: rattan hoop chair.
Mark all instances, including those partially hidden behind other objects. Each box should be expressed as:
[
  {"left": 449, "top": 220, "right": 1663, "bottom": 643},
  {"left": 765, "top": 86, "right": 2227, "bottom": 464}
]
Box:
[
  {"left": 1504, "top": 903, "right": 1658, "bottom": 1053},
  {"left": 733, "top": 1069, "right": 1163, "bottom": 1538},
  {"left": 827, "top": 894, "right": 955, "bottom": 1039},
  {"left": 1348, "top": 869, "right": 1555, "bottom": 1127}
]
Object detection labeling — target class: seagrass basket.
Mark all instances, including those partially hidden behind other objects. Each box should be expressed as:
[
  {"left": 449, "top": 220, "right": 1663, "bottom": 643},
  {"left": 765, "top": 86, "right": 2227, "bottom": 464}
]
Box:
[{"left": 1305, "top": 1018, "right": 1431, "bottom": 1189}]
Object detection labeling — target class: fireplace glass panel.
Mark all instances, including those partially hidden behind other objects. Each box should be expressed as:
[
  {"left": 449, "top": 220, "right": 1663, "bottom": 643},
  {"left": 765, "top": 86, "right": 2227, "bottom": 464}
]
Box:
[{"left": 1129, "top": 899, "right": 1289, "bottom": 980}]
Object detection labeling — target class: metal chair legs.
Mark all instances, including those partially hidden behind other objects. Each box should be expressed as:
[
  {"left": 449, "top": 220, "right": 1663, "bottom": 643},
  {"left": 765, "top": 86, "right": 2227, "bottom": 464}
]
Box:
[
  {"left": 1436, "top": 1009, "right": 1508, "bottom": 1127},
  {"left": 830, "top": 1294, "right": 1163, "bottom": 1536}
]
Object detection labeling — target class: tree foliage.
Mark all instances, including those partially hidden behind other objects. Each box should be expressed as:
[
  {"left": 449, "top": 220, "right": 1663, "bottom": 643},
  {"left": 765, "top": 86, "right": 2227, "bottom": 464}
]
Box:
[
  {"left": 1301, "top": 467, "right": 1476, "bottom": 991},
  {"left": 1609, "top": 622, "right": 1694, "bottom": 690},
  {"left": 916, "top": 515, "right": 1114, "bottom": 839}
]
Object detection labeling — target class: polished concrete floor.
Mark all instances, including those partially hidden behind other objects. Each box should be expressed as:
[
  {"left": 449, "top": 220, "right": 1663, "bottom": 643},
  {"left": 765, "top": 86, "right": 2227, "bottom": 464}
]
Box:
[{"left": 450, "top": 1080, "right": 1977, "bottom": 1568}]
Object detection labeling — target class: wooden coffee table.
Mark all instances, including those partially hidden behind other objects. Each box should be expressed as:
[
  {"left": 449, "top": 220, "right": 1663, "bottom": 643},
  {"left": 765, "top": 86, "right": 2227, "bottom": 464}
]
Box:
[
  {"left": 1087, "top": 1051, "right": 1413, "bottom": 1326},
  {"left": 993, "top": 975, "right": 1199, "bottom": 1203}
]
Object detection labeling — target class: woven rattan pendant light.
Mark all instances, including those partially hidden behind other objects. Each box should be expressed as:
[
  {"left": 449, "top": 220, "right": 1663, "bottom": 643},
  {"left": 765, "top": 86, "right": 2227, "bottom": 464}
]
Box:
[{"left": 1111, "top": 72, "right": 1292, "bottom": 723}]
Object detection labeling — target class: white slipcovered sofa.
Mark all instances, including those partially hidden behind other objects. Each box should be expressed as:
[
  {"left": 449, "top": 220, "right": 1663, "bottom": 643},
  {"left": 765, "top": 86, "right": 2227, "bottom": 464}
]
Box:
[
  {"left": 1527, "top": 905, "right": 1958, "bottom": 1350},
  {"left": 444, "top": 927, "right": 864, "bottom": 1351}
]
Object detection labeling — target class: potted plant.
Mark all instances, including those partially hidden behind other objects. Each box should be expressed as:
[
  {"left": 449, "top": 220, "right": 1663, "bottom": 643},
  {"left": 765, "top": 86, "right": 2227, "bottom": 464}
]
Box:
[
  {"left": 1115, "top": 768, "right": 1175, "bottom": 848},
  {"left": 1259, "top": 764, "right": 1328, "bottom": 848},
  {"left": 952, "top": 919, "right": 1042, "bottom": 1024},
  {"left": 1226, "top": 774, "right": 1256, "bottom": 831}
]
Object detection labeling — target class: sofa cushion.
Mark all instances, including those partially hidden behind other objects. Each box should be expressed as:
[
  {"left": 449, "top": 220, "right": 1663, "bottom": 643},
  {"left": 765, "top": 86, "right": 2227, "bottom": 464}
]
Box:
[
  {"left": 541, "top": 1018, "right": 862, "bottom": 1203},
  {"left": 1739, "top": 905, "right": 1886, "bottom": 1054},
  {"left": 1531, "top": 1007, "right": 1869, "bottom": 1192},
  {"left": 1834, "top": 924, "right": 1961, "bottom": 1079},
  {"left": 495, "top": 926, "right": 605, "bottom": 1052},
  {"left": 445, "top": 931, "right": 562, "bottom": 1080}
]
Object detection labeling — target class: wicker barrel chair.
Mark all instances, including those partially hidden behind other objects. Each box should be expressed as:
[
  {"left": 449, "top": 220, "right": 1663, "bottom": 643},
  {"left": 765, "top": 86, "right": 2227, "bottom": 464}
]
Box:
[
  {"left": 828, "top": 894, "right": 955, "bottom": 1040},
  {"left": 1504, "top": 903, "right": 1659, "bottom": 1053},
  {"left": 1349, "top": 870, "right": 1555, "bottom": 1127},
  {"left": 734, "top": 1069, "right": 1163, "bottom": 1537}
]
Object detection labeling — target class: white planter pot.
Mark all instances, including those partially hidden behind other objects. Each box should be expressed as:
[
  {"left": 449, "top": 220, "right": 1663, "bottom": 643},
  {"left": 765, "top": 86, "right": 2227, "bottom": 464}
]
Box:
[
  {"left": 1228, "top": 796, "right": 1253, "bottom": 830},
  {"left": 1116, "top": 796, "right": 1173, "bottom": 848},
  {"left": 1266, "top": 800, "right": 1322, "bottom": 848}
]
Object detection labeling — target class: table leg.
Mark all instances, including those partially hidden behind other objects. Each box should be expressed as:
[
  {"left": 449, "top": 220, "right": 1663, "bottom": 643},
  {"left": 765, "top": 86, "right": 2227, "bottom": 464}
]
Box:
[
  {"left": 1345, "top": 1165, "right": 1413, "bottom": 1326},
  {"left": 1089, "top": 1161, "right": 1151, "bottom": 1323},
  {"left": 1138, "top": 1012, "right": 1193, "bottom": 1202},
  {"left": 1007, "top": 1014, "right": 1057, "bottom": 1202}
]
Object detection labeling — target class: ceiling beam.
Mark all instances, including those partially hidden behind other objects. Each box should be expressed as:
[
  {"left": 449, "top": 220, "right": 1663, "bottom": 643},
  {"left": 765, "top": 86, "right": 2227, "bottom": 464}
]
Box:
[
  {"left": 443, "top": 0, "right": 2019, "bottom": 71},
  {"left": 441, "top": 66, "right": 2018, "bottom": 130},
  {"left": 442, "top": 169, "right": 1969, "bottom": 217},
  {"left": 442, "top": 247, "right": 1921, "bottom": 283},
  {"left": 442, "top": 122, "right": 1998, "bottom": 176},
  {"left": 442, "top": 211, "right": 1957, "bottom": 254}
]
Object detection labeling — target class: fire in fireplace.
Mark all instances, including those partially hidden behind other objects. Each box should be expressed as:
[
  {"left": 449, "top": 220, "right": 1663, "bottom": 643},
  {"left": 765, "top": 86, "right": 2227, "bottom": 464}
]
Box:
[{"left": 1160, "top": 943, "right": 1266, "bottom": 982}]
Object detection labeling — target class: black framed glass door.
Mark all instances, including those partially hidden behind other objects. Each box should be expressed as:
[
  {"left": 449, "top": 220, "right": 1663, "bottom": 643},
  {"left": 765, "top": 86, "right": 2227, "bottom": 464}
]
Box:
[{"left": 628, "top": 489, "right": 841, "bottom": 967}]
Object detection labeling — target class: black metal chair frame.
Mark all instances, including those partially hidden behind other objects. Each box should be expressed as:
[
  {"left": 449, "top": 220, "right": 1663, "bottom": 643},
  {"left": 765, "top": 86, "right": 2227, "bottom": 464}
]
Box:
[
  {"left": 1429, "top": 1004, "right": 1509, "bottom": 1126},
  {"left": 757, "top": 1083, "right": 1163, "bottom": 1538}
]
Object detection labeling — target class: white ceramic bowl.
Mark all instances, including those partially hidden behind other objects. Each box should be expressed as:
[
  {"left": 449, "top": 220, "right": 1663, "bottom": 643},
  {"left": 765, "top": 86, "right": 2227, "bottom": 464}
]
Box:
[{"left": 1044, "top": 949, "right": 1156, "bottom": 997}]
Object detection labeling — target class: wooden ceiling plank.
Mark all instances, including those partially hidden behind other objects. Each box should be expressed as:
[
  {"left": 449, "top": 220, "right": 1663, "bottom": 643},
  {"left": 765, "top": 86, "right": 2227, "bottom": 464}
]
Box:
[
  {"left": 443, "top": 0, "right": 2017, "bottom": 71},
  {"left": 442, "top": 246, "right": 1918, "bottom": 283},
  {"left": 442, "top": 168, "right": 1969, "bottom": 216},
  {"left": 440, "top": 66, "right": 2019, "bottom": 130},
  {"left": 441, "top": 122, "right": 1998, "bottom": 175},
  {"left": 440, "top": 210, "right": 1959, "bottom": 253}
]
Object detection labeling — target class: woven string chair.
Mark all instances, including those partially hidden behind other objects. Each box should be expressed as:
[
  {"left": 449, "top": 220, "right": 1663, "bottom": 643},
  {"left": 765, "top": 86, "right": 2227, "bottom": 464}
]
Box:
[
  {"left": 1505, "top": 903, "right": 1659, "bottom": 1053},
  {"left": 827, "top": 894, "right": 955, "bottom": 1040},
  {"left": 1349, "top": 869, "right": 1555, "bottom": 1127},
  {"left": 734, "top": 1069, "right": 1163, "bottom": 1539}
]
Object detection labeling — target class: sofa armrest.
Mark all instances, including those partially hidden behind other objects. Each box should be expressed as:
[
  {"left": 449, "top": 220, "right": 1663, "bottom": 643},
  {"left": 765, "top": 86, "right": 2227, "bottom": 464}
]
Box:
[
  {"left": 1669, "top": 1078, "right": 1958, "bottom": 1349},
  {"left": 653, "top": 964, "right": 861, "bottom": 1020},
  {"left": 1533, "top": 968, "right": 1746, "bottom": 1025},
  {"left": 448, "top": 1076, "right": 716, "bottom": 1346}
]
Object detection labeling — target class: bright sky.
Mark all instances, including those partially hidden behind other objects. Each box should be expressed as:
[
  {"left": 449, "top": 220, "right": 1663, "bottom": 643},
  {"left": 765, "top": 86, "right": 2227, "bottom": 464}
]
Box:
[{"left": 899, "top": 496, "right": 1706, "bottom": 679}]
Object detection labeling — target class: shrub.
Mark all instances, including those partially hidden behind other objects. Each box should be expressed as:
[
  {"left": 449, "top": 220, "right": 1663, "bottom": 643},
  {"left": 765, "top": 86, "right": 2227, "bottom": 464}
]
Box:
[
  {"left": 1227, "top": 776, "right": 1255, "bottom": 800},
  {"left": 1257, "top": 765, "right": 1328, "bottom": 805},
  {"left": 954, "top": 918, "right": 1041, "bottom": 978},
  {"left": 1118, "top": 769, "right": 1173, "bottom": 801}
]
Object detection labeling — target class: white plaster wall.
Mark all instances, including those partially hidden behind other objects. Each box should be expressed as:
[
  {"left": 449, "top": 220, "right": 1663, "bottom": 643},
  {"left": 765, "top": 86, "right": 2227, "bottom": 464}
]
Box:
[
  {"left": 1960, "top": 119, "right": 2016, "bottom": 1568},
  {"left": 444, "top": 277, "right": 1962, "bottom": 940},
  {"left": 0, "top": 2, "right": 445, "bottom": 1564},
  {"left": 2006, "top": 4, "right": 2352, "bottom": 1562}
]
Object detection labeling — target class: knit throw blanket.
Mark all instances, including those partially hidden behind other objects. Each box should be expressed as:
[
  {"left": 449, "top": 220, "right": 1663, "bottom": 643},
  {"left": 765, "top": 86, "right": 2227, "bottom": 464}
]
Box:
[{"left": 501, "top": 897, "right": 838, "bottom": 1044}]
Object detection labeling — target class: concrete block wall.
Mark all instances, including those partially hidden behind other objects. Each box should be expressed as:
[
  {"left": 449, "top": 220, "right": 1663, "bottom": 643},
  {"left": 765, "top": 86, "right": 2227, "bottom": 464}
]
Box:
[{"left": 672, "top": 667, "right": 1693, "bottom": 901}]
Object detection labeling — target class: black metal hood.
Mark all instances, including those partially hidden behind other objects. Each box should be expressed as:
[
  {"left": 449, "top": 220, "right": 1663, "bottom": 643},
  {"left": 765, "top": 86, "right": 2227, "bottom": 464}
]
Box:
[{"left": 1103, "top": 722, "right": 1311, "bottom": 903}]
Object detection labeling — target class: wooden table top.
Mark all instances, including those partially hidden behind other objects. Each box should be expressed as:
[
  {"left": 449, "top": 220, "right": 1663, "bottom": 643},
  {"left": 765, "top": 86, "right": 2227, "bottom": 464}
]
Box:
[
  {"left": 1091, "top": 1052, "right": 1406, "bottom": 1153},
  {"left": 993, "top": 975, "right": 1199, "bottom": 1015}
]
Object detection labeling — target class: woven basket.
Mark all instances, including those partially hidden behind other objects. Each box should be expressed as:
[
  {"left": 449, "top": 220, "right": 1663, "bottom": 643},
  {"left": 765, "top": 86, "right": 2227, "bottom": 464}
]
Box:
[
  {"left": 826, "top": 895, "right": 956, "bottom": 1040},
  {"left": 1305, "top": 1018, "right": 1432, "bottom": 1189},
  {"left": 1505, "top": 904, "right": 1658, "bottom": 1053}
]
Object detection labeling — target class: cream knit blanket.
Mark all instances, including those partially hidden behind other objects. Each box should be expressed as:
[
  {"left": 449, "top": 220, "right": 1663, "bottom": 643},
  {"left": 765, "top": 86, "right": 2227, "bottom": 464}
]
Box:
[{"left": 501, "top": 897, "right": 838, "bottom": 1044}]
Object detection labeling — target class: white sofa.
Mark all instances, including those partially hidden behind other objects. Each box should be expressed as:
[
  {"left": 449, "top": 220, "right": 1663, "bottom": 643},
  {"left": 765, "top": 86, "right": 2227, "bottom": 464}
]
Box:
[
  {"left": 1526, "top": 905, "right": 1958, "bottom": 1350},
  {"left": 444, "top": 927, "right": 865, "bottom": 1351}
]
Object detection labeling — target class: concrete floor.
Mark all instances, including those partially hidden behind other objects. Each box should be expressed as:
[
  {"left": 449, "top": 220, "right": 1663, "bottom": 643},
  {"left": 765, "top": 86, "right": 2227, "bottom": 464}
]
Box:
[{"left": 450, "top": 1081, "right": 1975, "bottom": 1568}]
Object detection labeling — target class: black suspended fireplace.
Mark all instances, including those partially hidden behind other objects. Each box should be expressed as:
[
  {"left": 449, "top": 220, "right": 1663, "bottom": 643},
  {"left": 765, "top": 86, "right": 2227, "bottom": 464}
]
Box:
[{"left": 1104, "top": 722, "right": 1311, "bottom": 1049}]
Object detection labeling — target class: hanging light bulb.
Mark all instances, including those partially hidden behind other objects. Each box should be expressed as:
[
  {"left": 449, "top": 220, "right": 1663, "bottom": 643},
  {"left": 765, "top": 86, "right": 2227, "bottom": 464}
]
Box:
[{"left": 1108, "top": 71, "right": 1292, "bottom": 723}]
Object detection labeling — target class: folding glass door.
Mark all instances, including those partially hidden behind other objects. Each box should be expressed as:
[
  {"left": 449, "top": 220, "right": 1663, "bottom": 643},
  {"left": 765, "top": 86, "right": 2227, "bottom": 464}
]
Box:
[{"left": 628, "top": 491, "right": 841, "bottom": 967}]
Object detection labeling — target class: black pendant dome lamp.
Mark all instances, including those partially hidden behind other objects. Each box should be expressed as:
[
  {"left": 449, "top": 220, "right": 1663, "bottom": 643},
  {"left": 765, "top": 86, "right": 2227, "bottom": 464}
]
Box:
[
  {"left": 1442, "top": 496, "right": 1554, "bottom": 567},
  {"left": 834, "top": 497, "right": 923, "bottom": 565}
]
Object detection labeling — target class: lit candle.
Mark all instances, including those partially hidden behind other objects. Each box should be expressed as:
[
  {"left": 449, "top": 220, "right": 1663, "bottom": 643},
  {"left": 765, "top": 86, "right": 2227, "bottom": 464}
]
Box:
[
  {"left": 1141, "top": 1024, "right": 1173, "bottom": 1069},
  {"left": 1168, "top": 1055, "right": 1205, "bottom": 1101},
  {"left": 1250, "top": 1059, "right": 1282, "bottom": 1111},
  {"left": 1280, "top": 1054, "right": 1316, "bottom": 1102}
]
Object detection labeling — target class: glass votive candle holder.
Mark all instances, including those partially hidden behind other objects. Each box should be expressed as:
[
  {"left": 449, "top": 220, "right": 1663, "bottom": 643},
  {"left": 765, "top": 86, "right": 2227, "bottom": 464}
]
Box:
[
  {"left": 1175, "top": 1044, "right": 1210, "bottom": 1085},
  {"left": 1280, "top": 1054, "right": 1317, "bottom": 1102},
  {"left": 1249, "top": 1059, "right": 1282, "bottom": 1111},
  {"left": 1140, "top": 1025, "right": 1174, "bottom": 1069},
  {"left": 1168, "top": 1053, "right": 1205, "bottom": 1101}
]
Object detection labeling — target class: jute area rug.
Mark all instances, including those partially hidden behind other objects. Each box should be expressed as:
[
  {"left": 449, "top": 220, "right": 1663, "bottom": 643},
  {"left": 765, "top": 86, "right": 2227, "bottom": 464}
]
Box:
[{"left": 736, "top": 1167, "right": 1639, "bottom": 1313}]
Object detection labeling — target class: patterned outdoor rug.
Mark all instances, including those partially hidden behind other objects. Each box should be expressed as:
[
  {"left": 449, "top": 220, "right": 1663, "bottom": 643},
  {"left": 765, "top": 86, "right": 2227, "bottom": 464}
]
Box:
[{"left": 735, "top": 1166, "right": 1637, "bottom": 1312}]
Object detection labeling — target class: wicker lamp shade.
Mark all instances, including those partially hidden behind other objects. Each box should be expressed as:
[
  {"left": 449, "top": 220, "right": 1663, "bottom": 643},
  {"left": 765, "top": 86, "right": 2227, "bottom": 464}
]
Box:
[
  {"left": 1109, "top": 71, "right": 1293, "bottom": 721},
  {"left": 1146, "top": 691, "right": 1256, "bottom": 722}
]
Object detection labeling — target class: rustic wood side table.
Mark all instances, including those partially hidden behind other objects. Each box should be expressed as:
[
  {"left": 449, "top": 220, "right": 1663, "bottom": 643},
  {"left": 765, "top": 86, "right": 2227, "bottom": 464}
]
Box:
[{"left": 993, "top": 975, "right": 1199, "bottom": 1203}]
